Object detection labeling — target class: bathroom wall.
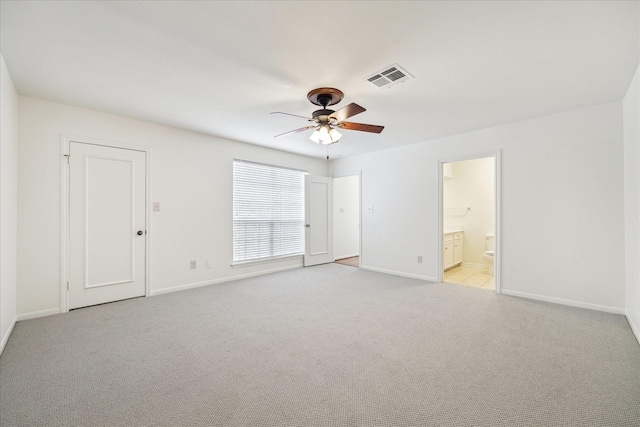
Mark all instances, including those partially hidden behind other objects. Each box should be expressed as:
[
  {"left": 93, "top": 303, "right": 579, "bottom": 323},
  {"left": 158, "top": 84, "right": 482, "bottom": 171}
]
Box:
[{"left": 443, "top": 157, "right": 494, "bottom": 267}]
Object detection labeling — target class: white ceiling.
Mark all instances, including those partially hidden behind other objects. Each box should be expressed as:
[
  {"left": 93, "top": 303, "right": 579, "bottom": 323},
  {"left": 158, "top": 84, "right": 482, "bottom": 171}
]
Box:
[{"left": 1, "top": 1, "right": 638, "bottom": 159}]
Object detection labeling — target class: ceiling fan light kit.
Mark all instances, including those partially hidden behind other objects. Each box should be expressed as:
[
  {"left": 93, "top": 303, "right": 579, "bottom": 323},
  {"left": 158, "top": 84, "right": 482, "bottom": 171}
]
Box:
[
  {"left": 271, "top": 87, "right": 384, "bottom": 145},
  {"left": 310, "top": 126, "right": 342, "bottom": 145}
]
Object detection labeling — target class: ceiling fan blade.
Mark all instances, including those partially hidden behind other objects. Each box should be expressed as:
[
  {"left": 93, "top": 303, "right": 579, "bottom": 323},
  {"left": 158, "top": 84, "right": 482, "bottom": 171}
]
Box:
[
  {"left": 329, "top": 103, "right": 366, "bottom": 122},
  {"left": 338, "top": 121, "right": 384, "bottom": 134},
  {"left": 270, "top": 111, "right": 312, "bottom": 121},
  {"left": 274, "top": 125, "right": 316, "bottom": 138}
]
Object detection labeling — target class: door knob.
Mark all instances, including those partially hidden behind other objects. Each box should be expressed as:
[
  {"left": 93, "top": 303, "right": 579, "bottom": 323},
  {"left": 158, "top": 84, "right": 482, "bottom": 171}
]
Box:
[
  {"left": 137, "top": 230, "right": 144, "bottom": 236},
  {"left": 305, "top": 224, "right": 310, "bottom": 228}
]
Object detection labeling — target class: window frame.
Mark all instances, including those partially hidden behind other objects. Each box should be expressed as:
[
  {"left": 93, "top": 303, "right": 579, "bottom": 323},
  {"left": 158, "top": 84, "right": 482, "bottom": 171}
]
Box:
[{"left": 231, "top": 159, "right": 307, "bottom": 266}]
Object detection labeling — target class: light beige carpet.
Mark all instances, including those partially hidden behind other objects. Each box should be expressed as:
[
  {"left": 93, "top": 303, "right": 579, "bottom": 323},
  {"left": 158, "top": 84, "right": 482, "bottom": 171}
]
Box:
[{"left": 1, "top": 263, "right": 639, "bottom": 426}]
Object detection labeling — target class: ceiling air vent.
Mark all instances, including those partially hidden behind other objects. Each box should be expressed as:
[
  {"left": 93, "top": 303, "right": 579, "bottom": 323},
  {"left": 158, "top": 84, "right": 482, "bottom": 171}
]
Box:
[{"left": 365, "top": 64, "right": 414, "bottom": 89}]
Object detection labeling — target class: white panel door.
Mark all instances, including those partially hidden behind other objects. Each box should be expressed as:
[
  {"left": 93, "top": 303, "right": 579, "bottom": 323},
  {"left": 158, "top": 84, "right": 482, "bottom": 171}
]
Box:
[
  {"left": 304, "top": 175, "right": 333, "bottom": 267},
  {"left": 69, "top": 142, "right": 146, "bottom": 309}
]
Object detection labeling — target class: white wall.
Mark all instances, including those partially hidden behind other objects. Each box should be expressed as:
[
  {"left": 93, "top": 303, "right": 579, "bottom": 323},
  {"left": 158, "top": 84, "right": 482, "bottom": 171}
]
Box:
[
  {"left": 1, "top": 54, "right": 19, "bottom": 353},
  {"left": 443, "top": 157, "right": 494, "bottom": 267},
  {"left": 624, "top": 62, "right": 640, "bottom": 341},
  {"left": 331, "top": 102, "right": 626, "bottom": 312},
  {"left": 17, "top": 96, "right": 328, "bottom": 318},
  {"left": 333, "top": 175, "right": 359, "bottom": 260}
]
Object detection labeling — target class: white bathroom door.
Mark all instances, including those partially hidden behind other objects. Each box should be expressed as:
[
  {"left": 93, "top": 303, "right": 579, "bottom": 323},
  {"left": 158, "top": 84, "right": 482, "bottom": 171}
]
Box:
[
  {"left": 68, "top": 142, "right": 146, "bottom": 309},
  {"left": 304, "top": 175, "right": 333, "bottom": 266}
]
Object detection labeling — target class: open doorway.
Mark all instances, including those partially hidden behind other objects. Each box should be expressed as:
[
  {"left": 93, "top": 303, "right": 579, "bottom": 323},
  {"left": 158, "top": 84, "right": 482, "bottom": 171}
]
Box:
[
  {"left": 439, "top": 153, "right": 500, "bottom": 292},
  {"left": 333, "top": 174, "right": 360, "bottom": 268}
]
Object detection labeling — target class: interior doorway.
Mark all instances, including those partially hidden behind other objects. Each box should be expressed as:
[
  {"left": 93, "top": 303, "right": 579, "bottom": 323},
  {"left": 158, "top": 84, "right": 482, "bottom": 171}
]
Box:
[
  {"left": 439, "top": 153, "right": 500, "bottom": 292},
  {"left": 64, "top": 140, "right": 148, "bottom": 310},
  {"left": 332, "top": 174, "right": 361, "bottom": 268},
  {"left": 304, "top": 175, "right": 333, "bottom": 267},
  {"left": 61, "top": 136, "right": 151, "bottom": 313}
]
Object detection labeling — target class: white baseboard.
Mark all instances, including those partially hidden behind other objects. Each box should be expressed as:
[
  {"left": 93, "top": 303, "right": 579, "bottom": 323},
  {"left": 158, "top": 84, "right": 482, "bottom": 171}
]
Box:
[
  {"left": 17, "top": 308, "right": 61, "bottom": 321},
  {"left": 0, "top": 315, "right": 17, "bottom": 356},
  {"left": 626, "top": 312, "right": 640, "bottom": 345},
  {"left": 360, "top": 265, "right": 437, "bottom": 283},
  {"left": 500, "top": 289, "right": 625, "bottom": 315},
  {"left": 150, "top": 264, "right": 302, "bottom": 296}
]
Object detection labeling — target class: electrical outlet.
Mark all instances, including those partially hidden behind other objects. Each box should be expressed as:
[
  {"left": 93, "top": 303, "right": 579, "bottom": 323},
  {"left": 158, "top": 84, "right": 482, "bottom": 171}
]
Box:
[
  {"left": 417, "top": 256, "right": 422, "bottom": 263},
  {"left": 206, "top": 259, "right": 213, "bottom": 268},
  {"left": 153, "top": 202, "right": 161, "bottom": 212},
  {"left": 367, "top": 206, "right": 374, "bottom": 213},
  {"left": 190, "top": 260, "right": 197, "bottom": 269}
]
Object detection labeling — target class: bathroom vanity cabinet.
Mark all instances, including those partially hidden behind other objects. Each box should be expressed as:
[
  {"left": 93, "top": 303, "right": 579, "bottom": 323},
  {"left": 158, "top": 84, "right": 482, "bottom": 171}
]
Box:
[{"left": 443, "top": 231, "right": 463, "bottom": 270}]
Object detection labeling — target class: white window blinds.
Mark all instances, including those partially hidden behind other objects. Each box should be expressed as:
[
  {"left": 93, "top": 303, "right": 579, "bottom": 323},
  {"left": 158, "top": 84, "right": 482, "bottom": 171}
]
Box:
[{"left": 233, "top": 160, "right": 306, "bottom": 263}]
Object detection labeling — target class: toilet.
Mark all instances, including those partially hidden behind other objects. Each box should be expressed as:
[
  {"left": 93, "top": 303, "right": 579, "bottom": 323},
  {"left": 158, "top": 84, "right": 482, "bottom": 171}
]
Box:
[{"left": 483, "top": 234, "right": 495, "bottom": 275}]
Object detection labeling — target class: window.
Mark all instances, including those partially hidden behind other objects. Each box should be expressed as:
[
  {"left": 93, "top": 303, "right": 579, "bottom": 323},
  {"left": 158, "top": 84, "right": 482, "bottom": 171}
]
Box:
[{"left": 233, "top": 160, "right": 306, "bottom": 263}]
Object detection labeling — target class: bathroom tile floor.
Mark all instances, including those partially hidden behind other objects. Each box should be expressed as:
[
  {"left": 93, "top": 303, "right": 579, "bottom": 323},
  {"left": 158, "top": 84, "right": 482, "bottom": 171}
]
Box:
[
  {"left": 444, "top": 265, "right": 494, "bottom": 290},
  {"left": 334, "top": 256, "right": 359, "bottom": 267}
]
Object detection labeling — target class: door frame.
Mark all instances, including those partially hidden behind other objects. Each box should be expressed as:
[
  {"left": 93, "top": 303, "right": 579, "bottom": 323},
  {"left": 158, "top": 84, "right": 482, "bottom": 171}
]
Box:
[
  {"left": 60, "top": 135, "right": 152, "bottom": 313},
  {"left": 331, "top": 171, "right": 362, "bottom": 268},
  {"left": 437, "top": 150, "right": 501, "bottom": 293}
]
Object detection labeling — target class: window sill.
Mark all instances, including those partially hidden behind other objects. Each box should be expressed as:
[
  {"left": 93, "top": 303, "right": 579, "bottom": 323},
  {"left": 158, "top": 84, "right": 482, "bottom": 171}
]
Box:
[{"left": 231, "top": 254, "right": 303, "bottom": 269}]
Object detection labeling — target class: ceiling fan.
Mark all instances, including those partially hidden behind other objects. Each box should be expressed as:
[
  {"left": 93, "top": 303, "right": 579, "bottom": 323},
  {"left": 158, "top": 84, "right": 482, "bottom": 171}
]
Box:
[{"left": 271, "top": 87, "right": 384, "bottom": 145}]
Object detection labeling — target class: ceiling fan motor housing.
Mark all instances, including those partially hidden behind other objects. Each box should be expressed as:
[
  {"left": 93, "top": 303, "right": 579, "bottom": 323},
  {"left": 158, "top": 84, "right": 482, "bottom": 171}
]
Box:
[{"left": 312, "top": 108, "right": 336, "bottom": 125}]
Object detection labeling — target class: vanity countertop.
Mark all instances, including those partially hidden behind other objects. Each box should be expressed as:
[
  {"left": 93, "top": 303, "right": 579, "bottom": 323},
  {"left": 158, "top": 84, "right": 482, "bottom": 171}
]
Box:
[{"left": 444, "top": 228, "right": 464, "bottom": 234}]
